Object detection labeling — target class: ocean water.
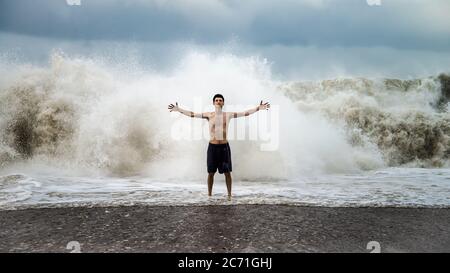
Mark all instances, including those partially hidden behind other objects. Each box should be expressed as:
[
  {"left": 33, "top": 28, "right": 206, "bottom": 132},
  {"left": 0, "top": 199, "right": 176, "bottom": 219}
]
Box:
[
  {"left": 0, "top": 52, "right": 449, "bottom": 210},
  {"left": 0, "top": 167, "right": 449, "bottom": 210}
]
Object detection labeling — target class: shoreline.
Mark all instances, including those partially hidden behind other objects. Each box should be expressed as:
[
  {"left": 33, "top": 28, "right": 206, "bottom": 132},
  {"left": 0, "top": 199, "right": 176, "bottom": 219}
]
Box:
[
  {"left": 1, "top": 204, "right": 449, "bottom": 252},
  {"left": 3, "top": 200, "right": 450, "bottom": 211}
]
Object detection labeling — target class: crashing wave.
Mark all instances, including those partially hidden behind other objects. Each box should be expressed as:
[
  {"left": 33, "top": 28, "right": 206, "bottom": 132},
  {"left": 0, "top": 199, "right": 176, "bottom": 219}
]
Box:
[{"left": 278, "top": 74, "right": 450, "bottom": 167}]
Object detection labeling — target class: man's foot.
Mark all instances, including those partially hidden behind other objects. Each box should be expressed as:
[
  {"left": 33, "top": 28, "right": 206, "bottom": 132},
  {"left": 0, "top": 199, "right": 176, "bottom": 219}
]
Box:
[{"left": 227, "top": 195, "right": 232, "bottom": 201}]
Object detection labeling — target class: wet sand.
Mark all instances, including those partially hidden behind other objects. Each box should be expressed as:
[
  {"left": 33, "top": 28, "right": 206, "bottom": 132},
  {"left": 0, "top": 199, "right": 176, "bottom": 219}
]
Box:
[{"left": 1, "top": 205, "right": 449, "bottom": 252}]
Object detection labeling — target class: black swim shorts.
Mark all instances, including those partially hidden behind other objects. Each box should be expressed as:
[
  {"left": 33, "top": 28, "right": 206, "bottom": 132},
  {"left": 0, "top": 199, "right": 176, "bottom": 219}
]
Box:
[{"left": 207, "top": 143, "right": 232, "bottom": 174}]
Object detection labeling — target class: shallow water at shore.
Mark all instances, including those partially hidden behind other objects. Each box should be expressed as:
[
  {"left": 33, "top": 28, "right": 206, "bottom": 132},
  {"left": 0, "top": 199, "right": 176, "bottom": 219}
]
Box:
[{"left": 1, "top": 167, "right": 449, "bottom": 210}]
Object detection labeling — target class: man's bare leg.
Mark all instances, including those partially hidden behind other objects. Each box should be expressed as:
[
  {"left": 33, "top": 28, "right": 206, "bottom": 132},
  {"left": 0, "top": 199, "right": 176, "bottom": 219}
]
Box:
[
  {"left": 224, "top": 172, "right": 232, "bottom": 200},
  {"left": 208, "top": 172, "right": 215, "bottom": 196}
]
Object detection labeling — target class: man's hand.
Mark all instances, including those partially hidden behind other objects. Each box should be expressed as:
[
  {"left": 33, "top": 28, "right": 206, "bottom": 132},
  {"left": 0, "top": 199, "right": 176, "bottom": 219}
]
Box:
[
  {"left": 230, "top": 100, "right": 271, "bottom": 118},
  {"left": 168, "top": 103, "right": 208, "bottom": 119},
  {"left": 168, "top": 102, "right": 179, "bottom": 112},
  {"left": 258, "top": 100, "right": 270, "bottom": 111}
]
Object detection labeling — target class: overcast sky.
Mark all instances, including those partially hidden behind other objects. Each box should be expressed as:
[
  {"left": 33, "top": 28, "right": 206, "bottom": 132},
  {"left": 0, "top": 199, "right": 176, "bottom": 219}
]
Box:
[{"left": 1, "top": 0, "right": 450, "bottom": 80}]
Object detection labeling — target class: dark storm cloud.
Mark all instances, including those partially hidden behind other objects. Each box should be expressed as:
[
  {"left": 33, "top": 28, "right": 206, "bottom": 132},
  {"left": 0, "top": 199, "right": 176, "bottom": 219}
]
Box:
[
  {"left": 0, "top": 0, "right": 194, "bottom": 41},
  {"left": 1, "top": 0, "right": 450, "bottom": 51}
]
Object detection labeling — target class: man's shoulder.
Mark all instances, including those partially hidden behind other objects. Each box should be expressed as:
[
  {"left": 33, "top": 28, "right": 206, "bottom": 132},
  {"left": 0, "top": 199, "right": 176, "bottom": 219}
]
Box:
[
  {"left": 202, "top": 112, "right": 213, "bottom": 118},
  {"left": 224, "top": 112, "right": 237, "bottom": 118}
]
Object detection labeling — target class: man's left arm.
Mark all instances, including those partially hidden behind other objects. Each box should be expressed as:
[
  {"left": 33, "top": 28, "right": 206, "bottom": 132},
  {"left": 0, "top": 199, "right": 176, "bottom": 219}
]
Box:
[{"left": 230, "top": 100, "right": 270, "bottom": 118}]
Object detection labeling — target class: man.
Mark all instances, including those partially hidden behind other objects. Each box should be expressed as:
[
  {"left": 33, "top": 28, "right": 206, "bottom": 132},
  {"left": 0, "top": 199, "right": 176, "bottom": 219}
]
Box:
[{"left": 168, "top": 94, "right": 270, "bottom": 201}]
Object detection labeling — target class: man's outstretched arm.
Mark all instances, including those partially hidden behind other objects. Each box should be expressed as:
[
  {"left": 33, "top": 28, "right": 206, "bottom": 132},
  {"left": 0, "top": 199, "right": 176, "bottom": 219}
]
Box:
[
  {"left": 168, "top": 102, "right": 209, "bottom": 119},
  {"left": 230, "top": 100, "right": 270, "bottom": 118}
]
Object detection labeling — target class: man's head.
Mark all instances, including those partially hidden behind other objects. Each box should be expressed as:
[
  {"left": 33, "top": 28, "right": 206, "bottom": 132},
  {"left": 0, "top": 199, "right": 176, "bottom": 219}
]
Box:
[{"left": 213, "top": 94, "right": 224, "bottom": 108}]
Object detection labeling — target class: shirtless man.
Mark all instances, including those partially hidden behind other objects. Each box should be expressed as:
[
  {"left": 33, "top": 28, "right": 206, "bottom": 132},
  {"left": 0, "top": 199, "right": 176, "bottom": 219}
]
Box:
[{"left": 168, "top": 94, "right": 270, "bottom": 201}]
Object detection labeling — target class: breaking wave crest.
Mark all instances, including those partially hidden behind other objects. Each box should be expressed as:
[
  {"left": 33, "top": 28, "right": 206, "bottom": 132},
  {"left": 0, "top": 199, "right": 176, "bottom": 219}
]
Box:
[
  {"left": 0, "top": 52, "right": 449, "bottom": 179},
  {"left": 279, "top": 75, "right": 450, "bottom": 168}
]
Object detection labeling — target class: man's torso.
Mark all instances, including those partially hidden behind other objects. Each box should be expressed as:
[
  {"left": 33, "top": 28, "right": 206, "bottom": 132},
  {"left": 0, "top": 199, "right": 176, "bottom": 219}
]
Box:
[{"left": 205, "top": 112, "right": 231, "bottom": 144}]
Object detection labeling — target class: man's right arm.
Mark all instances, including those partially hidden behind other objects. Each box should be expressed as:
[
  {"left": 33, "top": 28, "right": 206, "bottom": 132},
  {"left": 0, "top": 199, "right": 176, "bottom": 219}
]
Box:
[{"left": 168, "top": 102, "right": 209, "bottom": 119}]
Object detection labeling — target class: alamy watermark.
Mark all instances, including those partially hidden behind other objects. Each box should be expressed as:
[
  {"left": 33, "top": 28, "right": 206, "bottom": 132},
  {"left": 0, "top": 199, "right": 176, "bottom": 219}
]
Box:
[
  {"left": 170, "top": 98, "right": 279, "bottom": 151},
  {"left": 66, "top": 0, "right": 81, "bottom": 6},
  {"left": 366, "top": 0, "right": 382, "bottom": 6},
  {"left": 366, "top": 241, "right": 381, "bottom": 253},
  {"left": 66, "top": 241, "right": 82, "bottom": 253},
  {"left": 66, "top": 1, "right": 381, "bottom": 7}
]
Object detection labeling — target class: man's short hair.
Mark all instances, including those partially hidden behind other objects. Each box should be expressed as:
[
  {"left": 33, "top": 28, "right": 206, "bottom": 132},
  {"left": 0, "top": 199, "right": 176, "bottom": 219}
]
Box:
[{"left": 213, "top": 94, "right": 224, "bottom": 102}]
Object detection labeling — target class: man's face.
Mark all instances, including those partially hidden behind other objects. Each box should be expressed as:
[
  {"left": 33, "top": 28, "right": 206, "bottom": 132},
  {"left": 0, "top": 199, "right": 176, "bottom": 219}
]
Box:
[{"left": 214, "top": 98, "right": 224, "bottom": 108}]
